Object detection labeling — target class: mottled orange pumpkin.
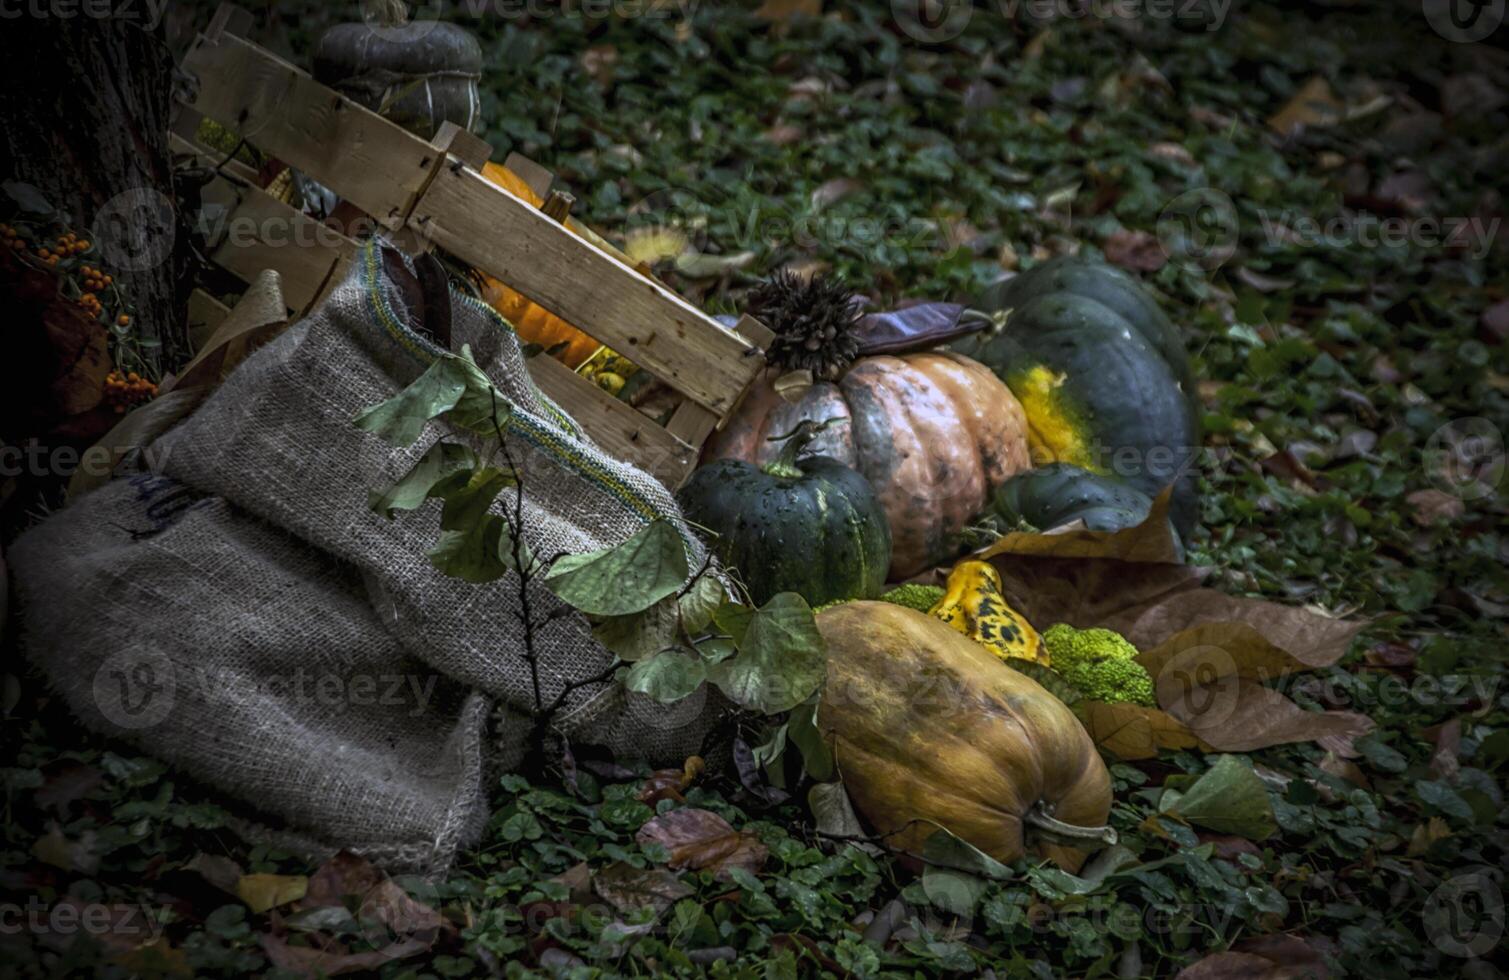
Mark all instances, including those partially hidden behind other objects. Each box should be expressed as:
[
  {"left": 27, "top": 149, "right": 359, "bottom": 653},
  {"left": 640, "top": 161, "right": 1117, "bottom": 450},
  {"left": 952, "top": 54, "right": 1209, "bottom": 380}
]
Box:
[
  {"left": 703, "top": 352, "right": 1031, "bottom": 577},
  {"left": 473, "top": 162, "right": 602, "bottom": 369},
  {"left": 816, "top": 602, "right": 1114, "bottom": 871}
]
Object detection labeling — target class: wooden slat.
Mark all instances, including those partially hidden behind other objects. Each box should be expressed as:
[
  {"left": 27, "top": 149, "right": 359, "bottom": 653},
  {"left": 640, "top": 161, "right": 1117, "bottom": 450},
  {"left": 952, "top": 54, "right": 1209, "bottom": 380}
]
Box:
[
  {"left": 502, "top": 151, "right": 554, "bottom": 199},
  {"left": 411, "top": 162, "right": 763, "bottom": 414},
  {"left": 199, "top": 174, "right": 357, "bottom": 314},
  {"left": 664, "top": 314, "right": 775, "bottom": 448},
  {"left": 187, "top": 288, "right": 232, "bottom": 352},
  {"left": 180, "top": 30, "right": 439, "bottom": 230},
  {"left": 168, "top": 130, "right": 260, "bottom": 185},
  {"left": 526, "top": 355, "right": 697, "bottom": 485},
  {"left": 433, "top": 121, "right": 492, "bottom": 171}
]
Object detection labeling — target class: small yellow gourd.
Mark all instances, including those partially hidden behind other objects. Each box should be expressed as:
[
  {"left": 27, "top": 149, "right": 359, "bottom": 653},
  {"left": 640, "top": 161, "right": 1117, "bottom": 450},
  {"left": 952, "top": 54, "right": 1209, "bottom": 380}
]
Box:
[{"left": 928, "top": 559, "right": 1047, "bottom": 666}]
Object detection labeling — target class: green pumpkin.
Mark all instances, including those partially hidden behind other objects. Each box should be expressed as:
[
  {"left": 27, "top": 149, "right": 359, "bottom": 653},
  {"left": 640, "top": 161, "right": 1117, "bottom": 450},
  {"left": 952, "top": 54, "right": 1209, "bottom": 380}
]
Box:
[
  {"left": 992, "top": 463, "right": 1153, "bottom": 533},
  {"left": 677, "top": 420, "right": 892, "bottom": 608},
  {"left": 954, "top": 285, "right": 1200, "bottom": 538},
  {"left": 976, "top": 256, "right": 1199, "bottom": 419}
]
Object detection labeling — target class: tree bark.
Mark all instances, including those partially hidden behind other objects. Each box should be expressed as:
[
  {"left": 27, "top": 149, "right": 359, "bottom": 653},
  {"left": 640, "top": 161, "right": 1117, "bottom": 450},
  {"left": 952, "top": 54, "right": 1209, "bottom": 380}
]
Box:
[{"left": 0, "top": 12, "right": 188, "bottom": 374}]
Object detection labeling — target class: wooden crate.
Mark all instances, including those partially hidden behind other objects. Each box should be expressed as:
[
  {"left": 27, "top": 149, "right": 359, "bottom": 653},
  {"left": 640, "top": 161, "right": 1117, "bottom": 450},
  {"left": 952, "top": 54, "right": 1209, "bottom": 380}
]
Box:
[{"left": 172, "top": 3, "right": 772, "bottom": 486}]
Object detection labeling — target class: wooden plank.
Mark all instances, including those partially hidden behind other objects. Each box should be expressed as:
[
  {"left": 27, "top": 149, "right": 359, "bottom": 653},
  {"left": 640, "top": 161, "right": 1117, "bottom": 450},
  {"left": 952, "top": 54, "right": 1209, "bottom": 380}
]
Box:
[
  {"left": 665, "top": 314, "right": 775, "bottom": 448},
  {"left": 525, "top": 355, "right": 697, "bottom": 486},
  {"left": 433, "top": 121, "right": 493, "bottom": 171},
  {"left": 503, "top": 151, "right": 554, "bottom": 199},
  {"left": 168, "top": 131, "right": 260, "bottom": 185},
  {"left": 180, "top": 31, "right": 439, "bottom": 230},
  {"left": 199, "top": 174, "right": 357, "bottom": 313},
  {"left": 411, "top": 162, "right": 764, "bottom": 414},
  {"left": 187, "top": 288, "right": 232, "bottom": 352}
]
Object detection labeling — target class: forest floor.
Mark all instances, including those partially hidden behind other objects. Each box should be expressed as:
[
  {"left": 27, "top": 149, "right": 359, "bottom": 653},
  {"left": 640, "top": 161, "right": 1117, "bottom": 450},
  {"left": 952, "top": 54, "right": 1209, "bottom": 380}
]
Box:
[{"left": 3, "top": 1, "right": 1507, "bottom": 977}]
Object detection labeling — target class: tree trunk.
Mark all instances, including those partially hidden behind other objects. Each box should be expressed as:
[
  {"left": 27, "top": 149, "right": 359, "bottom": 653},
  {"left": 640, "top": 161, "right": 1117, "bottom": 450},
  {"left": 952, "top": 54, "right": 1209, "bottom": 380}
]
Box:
[{"left": 0, "top": 14, "right": 188, "bottom": 374}]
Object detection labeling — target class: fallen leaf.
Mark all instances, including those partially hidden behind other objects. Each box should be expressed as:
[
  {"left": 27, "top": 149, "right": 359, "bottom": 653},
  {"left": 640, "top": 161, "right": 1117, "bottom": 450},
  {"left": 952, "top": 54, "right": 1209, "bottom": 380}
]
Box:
[
  {"left": 112, "top": 939, "right": 192, "bottom": 977},
  {"left": 301, "top": 850, "right": 442, "bottom": 949},
  {"left": 1201, "top": 834, "right": 1263, "bottom": 862},
  {"left": 978, "top": 487, "right": 1183, "bottom": 565},
  {"left": 236, "top": 874, "right": 308, "bottom": 914},
  {"left": 1103, "top": 228, "right": 1167, "bottom": 272},
  {"left": 259, "top": 934, "right": 430, "bottom": 978},
  {"left": 1424, "top": 718, "right": 1462, "bottom": 781},
  {"left": 579, "top": 44, "right": 617, "bottom": 89},
  {"left": 1075, "top": 701, "right": 1206, "bottom": 760},
  {"left": 183, "top": 852, "right": 244, "bottom": 896},
  {"left": 34, "top": 764, "right": 104, "bottom": 816},
  {"left": 1405, "top": 489, "right": 1465, "bottom": 525},
  {"left": 552, "top": 862, "right": 594, "bottom": 904},
  {"left": 32, "top": 824, "right": 98, "bottom": 873},
  {"left": 636, "top": 808, "right": 768, "bottom": 879},
  {"left": 762, "top": 123, "right": 804, "bottom": 146},
  {"left": 592, "top": 861, "right": 693, "bottom": 914},
  {"left": 754, "top": 0, "right": 821, "bottom": 20},
  {"left": 1232, "top": 933, "right": 1332, "bottom": 978},
  {"left": 1160, "top": 674, "right": 1374, "bottom": 753},
  {"left": 1481, "top": 298, "right": 1509, "bottom": 344},
  {"left": 1267, "top": 76, "right": 1345, "bottom": 137},
  {"left": 1407, "top": 816, "right": 1452, "bottom": 856},
  {"left": 810, "top": 177, "right": 862, "bottom": 209},
  {"left": 1317, "top": 752, "right": 1370, "bottom": 790}
]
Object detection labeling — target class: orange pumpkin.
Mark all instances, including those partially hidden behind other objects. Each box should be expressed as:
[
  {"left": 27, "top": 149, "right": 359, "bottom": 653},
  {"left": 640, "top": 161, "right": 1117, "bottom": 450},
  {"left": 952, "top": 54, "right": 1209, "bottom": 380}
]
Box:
[
  {"left": 474, "top": 162, "right": 601, "bottom": 369},
  {"left": 703, "top": 351, "right": 1031, "bottom": 578}
]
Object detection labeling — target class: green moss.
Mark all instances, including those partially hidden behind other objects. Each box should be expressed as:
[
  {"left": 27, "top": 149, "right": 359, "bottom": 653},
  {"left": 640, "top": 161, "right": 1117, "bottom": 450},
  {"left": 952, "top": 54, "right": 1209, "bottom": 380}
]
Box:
[
  {"left": 878, "top": 583, "right": 946, "bottom": 613},
  {"left": 1042, "top": 624, "right": 1156, "bottom": 707}
]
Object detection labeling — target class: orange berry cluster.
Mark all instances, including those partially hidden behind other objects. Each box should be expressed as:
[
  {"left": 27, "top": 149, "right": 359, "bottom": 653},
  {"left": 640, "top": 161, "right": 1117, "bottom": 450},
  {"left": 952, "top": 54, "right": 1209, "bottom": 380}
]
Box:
[
  {"left": 104, "top": 370, "right": 157, "bottom": 413},
  {"left": 34, "top": 231, "right": 90, "bottom": 268},
  {"left": 0, "top": 222, "right": 27, "bottom": 251}
]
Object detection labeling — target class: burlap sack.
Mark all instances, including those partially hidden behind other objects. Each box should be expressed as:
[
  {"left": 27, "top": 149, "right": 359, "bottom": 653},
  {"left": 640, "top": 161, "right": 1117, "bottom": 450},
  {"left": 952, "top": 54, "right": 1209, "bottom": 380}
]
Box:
[{"left": 9, "top": 241, "right": 726, "bottom": 872}]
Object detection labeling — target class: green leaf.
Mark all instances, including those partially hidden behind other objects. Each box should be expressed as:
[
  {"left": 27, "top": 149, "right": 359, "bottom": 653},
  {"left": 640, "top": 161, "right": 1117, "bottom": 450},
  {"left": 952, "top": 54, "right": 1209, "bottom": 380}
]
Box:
[
  {"left": 1163, "top": 755, "right": 1277, "bottom": 840},
  {"left": 368, "top": 442, "right": 480, "bottom": 518},
  {"left": 922, "top": 864, "right": 986, "bottom": 918},
  {"left": 437, "top": 467, "right": 514, "bottom": 532},
  {"left": 678, "top": 575, "right": 725, "bottom": 634},
  {"left": 543, "top": 520, "right": 689, "bottom": 616},
  {"left": 428, "top": 516, "right": 509, "bottom": 583},
  {"left": 707, "top": 593, "right": 826, "bottom": 715},
  {"left": 920, "top": 825, "right": 1013, "bottom": 880},
  {"left": 353, "top": 356, "right": 468, "bottom": 447},
  {"left": 592, "top": 597, "right": 679, "bottom": 663},
  {"left": 712, "top": 601, "right": 755, "bottom": 646},
  {"left": 807, "top": 782, "right": 875, "bottom": 854},
  {"left": 787, "top": 698, "right": 834, "bottom": 782},
  {"left": 624, "top": 648, "right": 705, "bottom": 703}
]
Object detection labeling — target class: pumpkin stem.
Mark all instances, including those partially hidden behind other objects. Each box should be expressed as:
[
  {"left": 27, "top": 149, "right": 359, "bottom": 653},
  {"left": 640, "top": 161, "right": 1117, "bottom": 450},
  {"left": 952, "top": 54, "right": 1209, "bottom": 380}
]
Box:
[
  {"left": 1023, "top": 803, "right": 1119, "bottom": 846},
  {"left": 764, "top": 417, "right": 844, "bottom": 479}
]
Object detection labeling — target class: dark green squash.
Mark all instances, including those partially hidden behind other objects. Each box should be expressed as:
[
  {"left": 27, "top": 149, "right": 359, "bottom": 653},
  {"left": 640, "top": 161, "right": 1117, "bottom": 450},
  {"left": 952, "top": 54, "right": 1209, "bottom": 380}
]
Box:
[
  {"left": 977, "top": 257, "right": 1200, "bottom": 421},
  {"left": 677, "top": 420, "right": 892, "bottom": 607},
  {"left": 954, "top": 291, "right": 1200, "bottom": 538},
  {"left": 992, "top": 463, "right": 1153, "bottom": 533}
]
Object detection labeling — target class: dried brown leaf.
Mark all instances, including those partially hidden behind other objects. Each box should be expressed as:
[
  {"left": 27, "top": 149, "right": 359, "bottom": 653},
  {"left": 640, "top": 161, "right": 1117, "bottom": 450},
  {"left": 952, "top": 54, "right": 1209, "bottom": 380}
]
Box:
[
  {"left": 1075, "top": 701, "right": 1206, "bottom": 760},
  {"left": 1103, "top": 228, "right": 1167, "bottom": 272},
  {"left": 1159, "top": 674, "right": 1374, "bottom": 752},
  {"left": 259, "top": 934, "right": 430, "bottom": 979},
  {"left": 636, "top": 808, "right": 768, "bottom": 879},
  {"left": 592, "top": 861, "right": 694, "bottom": 914},
  {"left": 1267, "top": 76, "right": 1345, "bottom": 136}
]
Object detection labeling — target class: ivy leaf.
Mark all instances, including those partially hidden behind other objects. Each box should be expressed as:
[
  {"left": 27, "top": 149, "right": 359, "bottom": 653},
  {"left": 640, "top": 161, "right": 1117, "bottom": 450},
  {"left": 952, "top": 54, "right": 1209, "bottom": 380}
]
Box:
[
  {"left": 544, "top": 520, "right": 689, "bottom": 616},
  {"left": 368, "top": 442, "right": 480, "bottom": 518},
  {"left": 1162, "top": 755, "right": 1277, "bottom": 840},
  {"left": 708, "top": 593, "right": 826, "bottom": 715},
  {"left": 625, "top": 648, "right": 706, "bottom": 703},
  {"left": 353, "top": 356, "right": 468, "bottom": 447}
]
